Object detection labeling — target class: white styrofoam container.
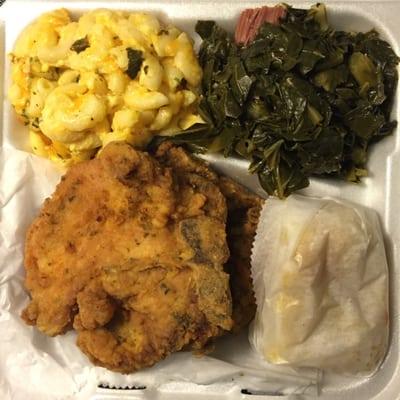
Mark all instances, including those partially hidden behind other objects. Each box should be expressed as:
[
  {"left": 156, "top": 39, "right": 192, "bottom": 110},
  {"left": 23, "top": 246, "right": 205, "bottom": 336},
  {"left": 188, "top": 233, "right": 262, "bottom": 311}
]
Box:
[{"left": 1, "top": 0, "right": 399, "bottom": 399}]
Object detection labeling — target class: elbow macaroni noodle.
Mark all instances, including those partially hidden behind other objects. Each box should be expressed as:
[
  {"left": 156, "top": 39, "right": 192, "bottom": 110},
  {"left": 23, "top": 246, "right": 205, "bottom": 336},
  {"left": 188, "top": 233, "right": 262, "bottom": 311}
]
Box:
[{"left": 9, "top": 9, "right": 204, "bottom": 165}]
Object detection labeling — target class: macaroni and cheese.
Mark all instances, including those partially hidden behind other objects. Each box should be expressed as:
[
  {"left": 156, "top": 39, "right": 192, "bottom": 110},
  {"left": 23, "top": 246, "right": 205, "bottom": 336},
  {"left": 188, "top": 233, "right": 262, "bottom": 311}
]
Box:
[{"left": 9, "top": 9, "right": 203, "bottom": 165}]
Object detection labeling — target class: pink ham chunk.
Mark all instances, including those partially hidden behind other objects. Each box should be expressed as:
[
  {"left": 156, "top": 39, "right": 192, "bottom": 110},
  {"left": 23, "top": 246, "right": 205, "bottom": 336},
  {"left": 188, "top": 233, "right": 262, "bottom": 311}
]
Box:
[{"left": 235, "top": 5, "right": 287, "bottom": 46}]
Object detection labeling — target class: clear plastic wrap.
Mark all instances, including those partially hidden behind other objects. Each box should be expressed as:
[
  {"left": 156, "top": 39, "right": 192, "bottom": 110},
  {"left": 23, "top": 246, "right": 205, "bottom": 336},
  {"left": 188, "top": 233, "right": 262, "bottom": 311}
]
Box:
[{"left": 250, "top": 196, "right": 389, "bottom": 374}]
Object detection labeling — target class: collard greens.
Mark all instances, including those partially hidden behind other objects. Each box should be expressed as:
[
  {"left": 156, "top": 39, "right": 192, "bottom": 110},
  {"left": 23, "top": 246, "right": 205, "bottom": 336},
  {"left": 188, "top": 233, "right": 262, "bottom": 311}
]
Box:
[{"left": 176, "top": 4, "right": 399, "bottom": 198}]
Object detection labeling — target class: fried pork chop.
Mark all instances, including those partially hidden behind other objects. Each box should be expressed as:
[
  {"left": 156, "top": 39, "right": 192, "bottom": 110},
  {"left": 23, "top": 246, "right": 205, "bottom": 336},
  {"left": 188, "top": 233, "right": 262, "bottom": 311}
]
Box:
[
  {"left": 218, "top": 177, "right": 263, "bottom": 330},
  {"left": 22, "top": 142, "right": 233, "bottom": 373},
  {"left": 155, "top": 143, "right": 263, "bottom": 330}
]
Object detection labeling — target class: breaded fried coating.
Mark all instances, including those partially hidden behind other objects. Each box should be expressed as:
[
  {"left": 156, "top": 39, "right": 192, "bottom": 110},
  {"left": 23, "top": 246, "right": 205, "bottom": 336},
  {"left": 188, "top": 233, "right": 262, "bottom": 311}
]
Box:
[
  {"left": 22, "top": 142, "right": 232, "bottom": 373},
  {"left": 218, "top": 177, "right": 263, "bottom": 330},
  {"left": 155, "top": 143, "right": 264, "bottom": 330}
]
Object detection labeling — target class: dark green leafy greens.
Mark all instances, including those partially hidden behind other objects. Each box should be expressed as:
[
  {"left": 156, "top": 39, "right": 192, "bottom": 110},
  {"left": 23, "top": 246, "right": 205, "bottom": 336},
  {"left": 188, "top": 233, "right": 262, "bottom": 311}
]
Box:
[
  {"left": 70, "top": 37, "right": 90, "bottom": 53},
  {"left": 126, "top": 48, "right": 144, "bottom": 79},
  {"left": 167, "top": 4, "right": 399, "bottom": 198}
]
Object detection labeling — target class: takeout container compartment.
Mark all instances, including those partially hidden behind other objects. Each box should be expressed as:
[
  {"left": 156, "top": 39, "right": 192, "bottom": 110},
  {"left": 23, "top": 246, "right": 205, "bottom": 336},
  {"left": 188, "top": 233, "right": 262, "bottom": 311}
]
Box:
[{"left": 1, "top": 1, "right": 399, "bottom": 399}]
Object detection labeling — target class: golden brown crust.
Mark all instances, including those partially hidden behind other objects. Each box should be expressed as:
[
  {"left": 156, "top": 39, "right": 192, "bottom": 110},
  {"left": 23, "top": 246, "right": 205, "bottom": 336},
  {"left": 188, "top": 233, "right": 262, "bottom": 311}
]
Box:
[
  {"left": 22, "top": 141, "right": 232, "bottom": 372},
  {"left": 218, "top": 177, "right": 264, "bottom": 330},
  {"left": 154, "top": 142, "right": 264, "bottom": 330},
  {"left": 22, "top": 141, "right": 262, "bottom": 372}
]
